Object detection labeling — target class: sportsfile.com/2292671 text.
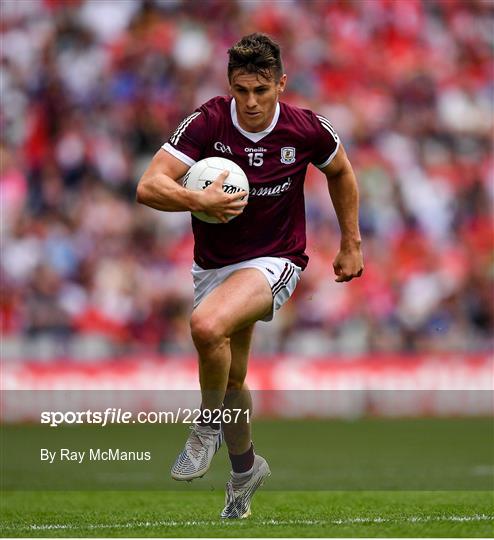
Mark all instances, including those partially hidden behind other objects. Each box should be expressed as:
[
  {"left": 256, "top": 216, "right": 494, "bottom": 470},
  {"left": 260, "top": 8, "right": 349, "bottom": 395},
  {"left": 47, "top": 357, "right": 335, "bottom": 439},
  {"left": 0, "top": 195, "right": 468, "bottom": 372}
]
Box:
[{"left": 40, "top": 408, "right": 250, "bottom": 427}]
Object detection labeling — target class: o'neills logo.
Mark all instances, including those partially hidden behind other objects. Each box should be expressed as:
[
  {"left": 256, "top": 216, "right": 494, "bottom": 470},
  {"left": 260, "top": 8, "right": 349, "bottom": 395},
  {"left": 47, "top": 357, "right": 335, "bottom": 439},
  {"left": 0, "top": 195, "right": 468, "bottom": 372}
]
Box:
[{"left": 250, "top": 178, "right": 292, "bottom": 197}]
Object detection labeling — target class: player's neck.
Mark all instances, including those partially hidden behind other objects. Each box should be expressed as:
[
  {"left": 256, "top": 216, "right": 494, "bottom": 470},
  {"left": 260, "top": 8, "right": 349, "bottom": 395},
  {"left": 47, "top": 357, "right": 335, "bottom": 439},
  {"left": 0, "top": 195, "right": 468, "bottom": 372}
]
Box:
[{"left": 231, "top": 99, "right": 280, "bottom": 138}]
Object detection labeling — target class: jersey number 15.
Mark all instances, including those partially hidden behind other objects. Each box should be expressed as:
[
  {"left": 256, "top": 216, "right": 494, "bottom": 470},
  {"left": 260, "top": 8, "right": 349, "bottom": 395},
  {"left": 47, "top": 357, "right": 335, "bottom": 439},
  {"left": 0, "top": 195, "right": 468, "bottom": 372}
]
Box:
[{"left": 248, "top": 152, "right": 263, "bottom": 167}]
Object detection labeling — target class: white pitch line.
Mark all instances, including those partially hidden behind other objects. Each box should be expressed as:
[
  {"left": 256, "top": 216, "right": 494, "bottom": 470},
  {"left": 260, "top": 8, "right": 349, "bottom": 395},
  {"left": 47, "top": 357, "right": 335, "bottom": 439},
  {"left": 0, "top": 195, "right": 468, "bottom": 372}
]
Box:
[{"left": 1, "top": 514, "right": 493, "bottom": 532}]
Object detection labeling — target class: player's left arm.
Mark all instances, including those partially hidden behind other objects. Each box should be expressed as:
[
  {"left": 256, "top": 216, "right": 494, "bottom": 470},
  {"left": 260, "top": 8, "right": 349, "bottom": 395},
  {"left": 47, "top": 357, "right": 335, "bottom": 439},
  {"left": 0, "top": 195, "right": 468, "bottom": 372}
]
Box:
[{"left": 320, "top": 144, "right": 364, "bottom": 283}]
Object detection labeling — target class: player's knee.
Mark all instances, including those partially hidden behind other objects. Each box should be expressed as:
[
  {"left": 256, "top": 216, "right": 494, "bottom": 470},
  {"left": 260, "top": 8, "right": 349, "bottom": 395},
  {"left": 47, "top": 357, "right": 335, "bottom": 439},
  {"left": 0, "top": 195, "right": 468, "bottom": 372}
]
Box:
[{"left": 190, "top": 312, "right": 227, "bottom": 349}]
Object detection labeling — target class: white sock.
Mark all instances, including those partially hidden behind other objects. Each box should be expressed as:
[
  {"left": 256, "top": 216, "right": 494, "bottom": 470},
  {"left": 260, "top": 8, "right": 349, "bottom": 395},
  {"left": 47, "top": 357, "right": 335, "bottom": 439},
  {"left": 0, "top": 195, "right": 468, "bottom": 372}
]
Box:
[{"left": 231, "top": 465, "right": 254, "bottom": 479}]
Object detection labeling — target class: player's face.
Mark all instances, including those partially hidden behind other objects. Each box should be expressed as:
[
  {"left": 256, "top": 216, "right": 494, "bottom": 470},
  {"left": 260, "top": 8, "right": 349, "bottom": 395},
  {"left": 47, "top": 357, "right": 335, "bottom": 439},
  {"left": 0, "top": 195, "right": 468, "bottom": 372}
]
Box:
[{"left": 230, "top": 70, "right": 287, "bottom": 133}]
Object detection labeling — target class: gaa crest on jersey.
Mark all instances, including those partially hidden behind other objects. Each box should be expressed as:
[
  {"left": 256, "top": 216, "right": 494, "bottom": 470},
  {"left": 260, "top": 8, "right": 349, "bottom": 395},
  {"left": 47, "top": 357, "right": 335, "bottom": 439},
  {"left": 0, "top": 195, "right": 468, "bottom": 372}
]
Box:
[{"left": 280, "top": 147, "right": 296, "bottom": 164}]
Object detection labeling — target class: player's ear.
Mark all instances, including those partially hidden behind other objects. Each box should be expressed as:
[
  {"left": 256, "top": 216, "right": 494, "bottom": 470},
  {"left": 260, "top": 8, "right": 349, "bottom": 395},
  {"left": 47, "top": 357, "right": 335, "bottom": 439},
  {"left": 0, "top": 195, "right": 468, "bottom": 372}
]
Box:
[{"left": 278, "top": 74, "right": 287, "bottom": 93}]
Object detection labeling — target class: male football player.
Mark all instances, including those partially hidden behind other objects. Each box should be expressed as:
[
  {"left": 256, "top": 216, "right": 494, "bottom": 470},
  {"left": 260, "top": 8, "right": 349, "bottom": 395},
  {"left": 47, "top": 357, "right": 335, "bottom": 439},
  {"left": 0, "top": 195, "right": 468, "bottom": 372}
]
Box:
[{"left": 136, "top": 33, "right": 363, "bottom": 518}]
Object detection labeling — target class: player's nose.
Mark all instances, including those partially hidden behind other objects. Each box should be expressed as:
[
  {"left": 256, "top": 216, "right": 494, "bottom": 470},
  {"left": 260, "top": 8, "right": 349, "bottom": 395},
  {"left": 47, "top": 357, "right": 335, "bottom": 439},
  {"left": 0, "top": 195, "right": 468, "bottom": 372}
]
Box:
[{"left": 246, "top": 93, "right": 257, "bottom": 108}]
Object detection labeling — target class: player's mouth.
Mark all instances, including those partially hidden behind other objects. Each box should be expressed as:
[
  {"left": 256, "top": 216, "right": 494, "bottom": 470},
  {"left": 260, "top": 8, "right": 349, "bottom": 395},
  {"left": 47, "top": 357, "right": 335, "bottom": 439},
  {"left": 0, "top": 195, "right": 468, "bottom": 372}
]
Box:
[{"left": 245, "top": 111, "right": 261, "bottom": 117}]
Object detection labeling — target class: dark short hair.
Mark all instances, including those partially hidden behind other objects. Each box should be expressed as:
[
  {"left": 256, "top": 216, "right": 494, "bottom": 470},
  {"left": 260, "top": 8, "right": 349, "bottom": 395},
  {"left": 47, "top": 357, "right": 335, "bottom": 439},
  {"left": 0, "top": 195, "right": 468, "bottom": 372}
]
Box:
[{"left": 227, "top": 33, "right": 284, "bottom": 82}]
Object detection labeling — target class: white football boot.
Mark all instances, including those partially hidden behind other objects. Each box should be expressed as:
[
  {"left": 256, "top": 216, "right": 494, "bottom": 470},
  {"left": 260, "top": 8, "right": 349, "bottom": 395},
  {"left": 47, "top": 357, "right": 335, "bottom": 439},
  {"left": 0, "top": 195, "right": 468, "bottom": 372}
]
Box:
[
  {"left": 171, "top": 424, "right": 223, "bottom": 481},
  {"left": 220, "top": 455, "right": 271, "bottom": 519}
]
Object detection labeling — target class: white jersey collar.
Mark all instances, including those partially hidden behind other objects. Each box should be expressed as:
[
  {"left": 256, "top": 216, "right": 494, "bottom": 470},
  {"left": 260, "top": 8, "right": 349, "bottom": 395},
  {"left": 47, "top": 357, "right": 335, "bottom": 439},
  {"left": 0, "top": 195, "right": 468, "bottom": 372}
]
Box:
[{"left": 230, "top": 98, "right": 280, "bottom": 143}]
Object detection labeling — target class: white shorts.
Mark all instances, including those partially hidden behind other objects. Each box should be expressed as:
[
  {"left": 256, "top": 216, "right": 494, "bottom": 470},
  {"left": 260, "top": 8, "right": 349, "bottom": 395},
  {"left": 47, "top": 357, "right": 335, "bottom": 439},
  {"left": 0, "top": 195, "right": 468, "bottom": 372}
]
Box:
[{"left": 192, "top": 257, "right": 302, "bottom": 322}]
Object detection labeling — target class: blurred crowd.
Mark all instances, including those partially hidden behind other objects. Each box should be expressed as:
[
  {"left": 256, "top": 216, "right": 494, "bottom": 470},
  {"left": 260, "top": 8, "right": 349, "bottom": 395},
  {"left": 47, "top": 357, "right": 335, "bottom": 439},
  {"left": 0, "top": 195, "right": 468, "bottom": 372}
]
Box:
[{"left": 1, "top": 0, "right": 493, "bottom": 360}]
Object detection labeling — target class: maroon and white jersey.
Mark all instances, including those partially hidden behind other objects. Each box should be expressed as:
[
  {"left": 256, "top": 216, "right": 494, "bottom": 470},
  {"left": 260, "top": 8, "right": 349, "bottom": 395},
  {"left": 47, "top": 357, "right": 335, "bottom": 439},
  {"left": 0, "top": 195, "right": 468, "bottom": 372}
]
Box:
[{"left": 162, "top": 96, "right": 339, "bottom": 270}]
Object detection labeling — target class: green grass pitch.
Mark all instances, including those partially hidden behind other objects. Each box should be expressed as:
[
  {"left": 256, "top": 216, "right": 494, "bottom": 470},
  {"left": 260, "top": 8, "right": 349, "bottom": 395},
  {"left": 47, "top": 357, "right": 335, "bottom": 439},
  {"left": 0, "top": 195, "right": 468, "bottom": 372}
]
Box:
[
  {"left": 1, "top": 491, "right": 493, "bottom": 537},
  {"left": 1, "top": 418, "right": 493, "bottom": 537}
]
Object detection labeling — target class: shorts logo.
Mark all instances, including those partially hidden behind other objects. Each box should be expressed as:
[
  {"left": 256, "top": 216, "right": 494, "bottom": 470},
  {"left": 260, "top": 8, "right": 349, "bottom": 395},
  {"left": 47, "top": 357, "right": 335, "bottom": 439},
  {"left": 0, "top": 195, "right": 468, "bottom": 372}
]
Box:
[{"left": 280, "top": 147, "right": 296, "bottom": 164}]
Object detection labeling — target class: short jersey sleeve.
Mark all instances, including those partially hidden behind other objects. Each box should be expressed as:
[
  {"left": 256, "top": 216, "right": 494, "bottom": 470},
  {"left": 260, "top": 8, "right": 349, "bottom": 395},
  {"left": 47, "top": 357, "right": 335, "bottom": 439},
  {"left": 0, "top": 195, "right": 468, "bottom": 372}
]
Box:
[
  {"left": 310, "top": 113, "right": 340, "bottom": 169},
  {"left": 161, "top": 108, "right": 208, "bottom": 166}
]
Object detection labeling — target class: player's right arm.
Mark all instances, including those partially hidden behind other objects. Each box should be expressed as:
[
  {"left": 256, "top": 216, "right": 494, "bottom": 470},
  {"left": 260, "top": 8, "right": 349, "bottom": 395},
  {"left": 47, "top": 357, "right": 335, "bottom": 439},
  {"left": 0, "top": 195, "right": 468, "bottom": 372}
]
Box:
[
  {"left": 136, "top": 149, "right": 247, "bottom": 223},
  {"left": 136, "top": 148, "right": 199, "bottom": 211}
]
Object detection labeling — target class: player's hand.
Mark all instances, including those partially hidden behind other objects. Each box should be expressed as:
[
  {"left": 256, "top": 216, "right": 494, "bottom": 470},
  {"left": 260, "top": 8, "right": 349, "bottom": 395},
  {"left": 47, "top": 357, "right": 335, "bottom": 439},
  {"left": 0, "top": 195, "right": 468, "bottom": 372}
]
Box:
[
  {"left": 200, "top": 170, "right": 248, "bottom": 224},
  {"left": 333, "top": 243, "right": 364, "bottom": 283}
]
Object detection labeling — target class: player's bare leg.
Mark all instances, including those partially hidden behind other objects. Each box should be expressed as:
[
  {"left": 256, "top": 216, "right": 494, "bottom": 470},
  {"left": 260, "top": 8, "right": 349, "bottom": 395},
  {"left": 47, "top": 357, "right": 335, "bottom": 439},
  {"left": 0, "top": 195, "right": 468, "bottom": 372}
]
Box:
[
  {"left": 208, "top": 304, "right": 271, "bottom": 519},
  {"left": 223, "top": 324, "right": 255, "bottom": 455},
  {"left": 171, "top": 269, "right": 271, "bottom": 481},
  {"left": 190, "top": 269, "right": 272, "bottom": 411}
]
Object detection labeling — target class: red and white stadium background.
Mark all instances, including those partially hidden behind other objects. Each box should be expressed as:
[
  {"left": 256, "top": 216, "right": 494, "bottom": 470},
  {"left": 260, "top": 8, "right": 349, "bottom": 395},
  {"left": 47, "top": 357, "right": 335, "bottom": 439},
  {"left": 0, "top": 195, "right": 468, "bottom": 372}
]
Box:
[{"left": 2, "top": 354, "right": 492, "bottom": 421}]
